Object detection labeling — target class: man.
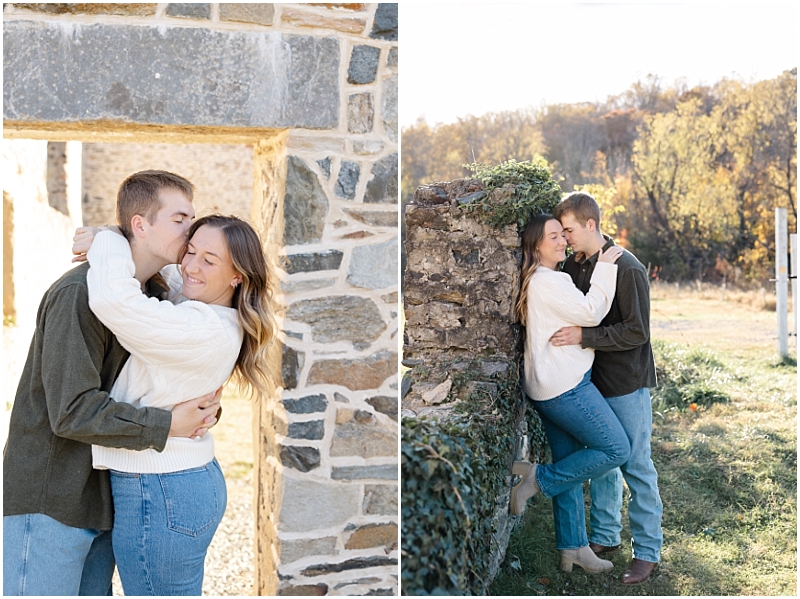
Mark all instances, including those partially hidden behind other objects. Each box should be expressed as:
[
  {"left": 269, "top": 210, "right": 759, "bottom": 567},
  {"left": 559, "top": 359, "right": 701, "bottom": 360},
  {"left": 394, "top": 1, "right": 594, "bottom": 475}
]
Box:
[
  {"left": 3, "top": 170, "right": 220, "bottom": 596},
  {"left": 550, "top": 191, "right": 662, "bottom": 585}
]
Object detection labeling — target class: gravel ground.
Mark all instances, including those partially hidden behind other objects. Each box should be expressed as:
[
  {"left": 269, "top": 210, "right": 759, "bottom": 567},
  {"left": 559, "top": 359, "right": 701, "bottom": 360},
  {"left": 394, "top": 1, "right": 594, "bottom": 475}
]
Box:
[{"left": 111, "top": 474, "right": 255, "bottom": 596}]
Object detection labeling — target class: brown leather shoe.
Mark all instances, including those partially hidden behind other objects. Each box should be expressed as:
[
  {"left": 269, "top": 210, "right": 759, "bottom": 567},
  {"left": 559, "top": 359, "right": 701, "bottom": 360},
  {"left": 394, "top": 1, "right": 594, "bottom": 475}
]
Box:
[
  {"left": 589, "top": 542, "right": 621, "bottom": 555},
  {"left": 620, "top": 558, "right": 658, "bottom": 585}
]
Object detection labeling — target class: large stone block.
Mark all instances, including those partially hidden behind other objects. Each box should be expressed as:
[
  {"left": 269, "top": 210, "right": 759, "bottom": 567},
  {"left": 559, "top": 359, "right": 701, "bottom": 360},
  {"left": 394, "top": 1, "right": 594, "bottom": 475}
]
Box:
[
  {"left": 282, "top": 344, "right": 305, "bottom": 390},
  {"left": 279, "top": 478, "right": 361, "bottom": 533},
  {"left": 381, "top": 74, "right": 398, "bottom": 142},
  {"left": 283, "top": 250, "right": 343, "bottom": 274},
  {"left": 347, "top": 237, "right": 397, "bottom": 290},
  {"left": 280, "top": 445, "right": 321, "bottom": 472},
  {"left": 343, "top": 209, "right": 397, "bottom": 228},
  {"left": 284, "top": 156, "right": 328, "bottom": 245},
  {"left": 330, "top": 419, "right": 397, "bottom": 459},
  {"left": 362, "top": 484, "right": 398, "bottom": 515},
  {"left": 3, "top": 22, "right": 339, "bottom": 130},
  {"left": 364, "top": 153, "right": 398, "bottom": 204},
  {"left": 348, "top": 93, "right": 374, "bottom": 134},
  {"left": 331, "top": 465, "right": 397, "bottom": 481},
  {"left": 335, "top": 160, "right": 361, "bottom": 199},
  {"left": 283, "top": 394, "right": 328, "bottom": 414},
  {"left": 308, "top": 351, "right": 397, "bottom": 391},
  {"left": 219, "top": 3, "right": 275, "bottom": 25},
  {"left": 300, "top": 557, "right": 397, "bottom": 577},
  {"left": 165, "top": 3, "right": 210, "bottom": 19},
  {"left": 366, "top": 395, "right": 398, "bottom": 420},
  {"left": 344, "top": 522, "right": 398, "bottom": 550},
  {"left": 370, "top": 3, "right": 398, "bottom": 40},
  {"left": 347, "top": 45, "right": 381, "bottom": 84},
  {"left": 287, "top": 420, "right": 325, "bottom": 441},
  {"left": 280, "top": 536, "right": 338, "bottom": 565},
  {"left": 281, "top": 7, "right": 367, "bottom": 34},
  {"left": 287, "top": 295, "right": 386, "bottom": 344}
]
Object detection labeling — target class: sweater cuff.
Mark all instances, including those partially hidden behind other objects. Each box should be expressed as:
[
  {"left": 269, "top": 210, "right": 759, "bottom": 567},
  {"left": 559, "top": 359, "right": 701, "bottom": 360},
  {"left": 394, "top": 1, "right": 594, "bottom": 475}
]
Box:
[
  {"left": 143, "top": 407, "right": 172, "bottom": 452},
  {"left": 581, "top": 326, "right": 598, "bottom": 349}
]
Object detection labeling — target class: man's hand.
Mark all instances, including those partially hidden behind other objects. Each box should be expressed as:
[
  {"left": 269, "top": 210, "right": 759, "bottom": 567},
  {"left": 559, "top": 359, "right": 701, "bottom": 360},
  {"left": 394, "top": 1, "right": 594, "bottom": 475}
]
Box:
[
  {"left": 169, "top": 387, "right": 223, "bottom": 439},
  {"left": 550, "top": 326, "right": 582, "bottom": 347}
]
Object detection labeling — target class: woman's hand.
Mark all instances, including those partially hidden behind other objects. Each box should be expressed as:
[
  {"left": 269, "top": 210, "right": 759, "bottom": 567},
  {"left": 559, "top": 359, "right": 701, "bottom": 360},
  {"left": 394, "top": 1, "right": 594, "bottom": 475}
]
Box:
[
  {"left": 71, "top": 225, "right": 122, "bottom": 262},
  {"left": 597, "top": 246, "right": 624, "bottom": 264}
]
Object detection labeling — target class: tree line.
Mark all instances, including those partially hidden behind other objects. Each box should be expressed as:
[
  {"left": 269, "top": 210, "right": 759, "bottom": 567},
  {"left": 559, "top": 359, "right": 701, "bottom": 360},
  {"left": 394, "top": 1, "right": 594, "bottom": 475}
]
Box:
[{"left": 401, "top": 70, "right": 797, "bottom": 283}]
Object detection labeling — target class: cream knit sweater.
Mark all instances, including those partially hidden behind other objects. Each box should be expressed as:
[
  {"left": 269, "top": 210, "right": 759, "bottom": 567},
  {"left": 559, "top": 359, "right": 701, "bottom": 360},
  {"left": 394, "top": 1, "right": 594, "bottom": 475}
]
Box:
[
  {"left": 523, "top": 261, "right": 617, "bottom": 401},
  {"left": 86, "top": 231, "right": 243, "bottom": 473}
]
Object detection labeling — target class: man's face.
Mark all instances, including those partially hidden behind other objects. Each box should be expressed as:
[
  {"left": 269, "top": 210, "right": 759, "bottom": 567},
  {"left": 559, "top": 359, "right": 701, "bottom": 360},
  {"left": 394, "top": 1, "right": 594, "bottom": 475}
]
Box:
[
  {"left": 142, "top": 188, "right": 195, "bottom": 265},
  {"left": 559, "top": 212, "right": 594, "bottom": 255}
]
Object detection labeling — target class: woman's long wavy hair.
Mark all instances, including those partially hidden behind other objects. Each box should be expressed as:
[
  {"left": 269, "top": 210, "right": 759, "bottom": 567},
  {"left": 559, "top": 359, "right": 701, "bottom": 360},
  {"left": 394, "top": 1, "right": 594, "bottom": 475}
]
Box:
[
  {"left": 179, "top": 215, "right": 276, "bottom": 401},
  {"left": 516, "top": 214, "right": 559, "bottom": 326}
]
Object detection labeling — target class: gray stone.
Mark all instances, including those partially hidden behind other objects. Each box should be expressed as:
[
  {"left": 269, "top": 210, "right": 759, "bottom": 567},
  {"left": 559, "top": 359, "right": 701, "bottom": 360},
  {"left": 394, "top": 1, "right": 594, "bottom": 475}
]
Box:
[
  {"left": 362, "top": 484, "right": 398, "bottom": 515},
  {"left": 334, "top": 578, "right": 381, "bottom": 590},
  {"left": 334, "top": 392, "right": 350, "bottom": 403},
  {"left": 387, "top": 47, "right": 398, "bottom": 69},
  {"left": 353, "top": 140, "right": 385, "bottom": 155},
  {"left": 219, "top": 3, "right": 274, "bottom": 25},
  {"left": 334, "top": 160, "right": 360, "bottom": 200},
  {"left": 331, "top": 465, "right": 397, "bottom": 481},
  {"left": 343, "top": 209, "right": 397, "bottom": 228},
  {"left": 281, "top": 537, "right": 337, "bottom": 565},
  {"left": 279, "top": 478, "right": 360, "bottom": 533},
  {"left": 316, "top": 157, "right": 331, "bottom": 179},
  {"left": 348, "top": 45, "right": 381, "bottom": 84},
  {"left": 282, "top": 344, "right": 304, "bottom": 390},
  {"left": 283, "top": 250, "right": 343, "bottom": 274},
  {"left": 366, "top": 396, "right": 398, "bottom": 420},
  {"left": 287, "top": 296, "right": 386, "bottom": 344},
  {"left": 347, "top": 237, "right": 397, "bottom": 290},
  {"left": 348, "top": 93, "right": 374, "bottom": 134},
  {"left": 285, "top": 330, "right": 303, "bottom": 340},
  {"left": 280, "top": 277, "right": 336, "bottom": 294},
  {"left": 277, "top": 584, "right": 328, "bottom": 596},
  {"left": 280, "top": 445, "right": 321, "bottom": 472},
  {"left": 364, "top": 153, "right": 398, "bottom": 204},
  {"left": 381, "top": 75, "right": 398, "bottom": 142},
  {"left": 330, "top": 420, "right": 397, "bottom": 459},
  {"left": 301, "top": 557, "right": 397, "bottom": 577},
  {"left": 370, "top": 3, "right": 398, "bottom": 40},
  {"left": 284, "top": 156, "right": 328, "bottom": 245},
  {"left": 3, "top": 22, "right": 339, "bottom": 130},
  {"left": 166, "top": 3, "right": 210, "bottom": 19},
  {"left": 287, "top": 420, "right": 324, "bottom": 440},
  {"left": 283, "top": 394, "right": 328, "bottom": 414},
  {"left": 10, "top": 4, "right": 157, "bottom": 16}
]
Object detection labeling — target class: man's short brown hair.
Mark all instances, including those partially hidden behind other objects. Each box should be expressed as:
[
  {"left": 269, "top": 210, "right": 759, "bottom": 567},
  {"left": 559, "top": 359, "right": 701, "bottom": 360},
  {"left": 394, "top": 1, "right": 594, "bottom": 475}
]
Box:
[
  {"left": 554, "top": 191, "right": 601, "bottom": 231},
  {"left": 116, "top": 170, "right": 194, "bottom": 240}
]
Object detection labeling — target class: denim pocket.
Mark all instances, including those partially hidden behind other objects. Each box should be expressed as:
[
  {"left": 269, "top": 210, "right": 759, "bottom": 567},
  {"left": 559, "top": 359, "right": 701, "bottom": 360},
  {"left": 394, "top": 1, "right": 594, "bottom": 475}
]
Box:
[{"left": 158, "top": 465, "right": 219, "bottom": 537}]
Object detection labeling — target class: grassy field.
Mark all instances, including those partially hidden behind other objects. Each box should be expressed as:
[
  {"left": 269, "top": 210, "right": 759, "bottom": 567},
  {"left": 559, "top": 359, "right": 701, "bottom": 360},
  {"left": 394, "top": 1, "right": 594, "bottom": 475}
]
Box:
[{"left": 490, "top": 285, "right": 797, "bottom": 596}]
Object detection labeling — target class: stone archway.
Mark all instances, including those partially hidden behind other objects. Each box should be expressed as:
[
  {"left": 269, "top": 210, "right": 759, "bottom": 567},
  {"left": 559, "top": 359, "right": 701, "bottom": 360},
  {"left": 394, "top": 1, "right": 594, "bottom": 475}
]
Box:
[{"left": 4, "top": 4, "right": 399, "bottom": 595}]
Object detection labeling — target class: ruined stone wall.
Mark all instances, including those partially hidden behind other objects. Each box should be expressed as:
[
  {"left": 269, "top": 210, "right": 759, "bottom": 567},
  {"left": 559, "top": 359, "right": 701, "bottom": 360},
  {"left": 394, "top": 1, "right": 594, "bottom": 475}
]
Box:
[
  {"left": 3, "top": 3, "right": 398, "bottom": 595},
  {"left": 402, "top": 180, "right": 531, "bottom": 591}
]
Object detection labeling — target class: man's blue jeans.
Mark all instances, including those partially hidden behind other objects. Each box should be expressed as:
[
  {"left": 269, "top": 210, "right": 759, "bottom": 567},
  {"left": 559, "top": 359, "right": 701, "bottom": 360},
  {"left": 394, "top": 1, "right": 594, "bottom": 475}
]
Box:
[
  {"left": 111, "top": 458, "right": 226, "bottom": 596},
  {"left": 3, "top": 513, "right": 114, "bottom": 596},
  {"left": 589, "top": 387, "right": 663, "bottom": 563},
  {"left": 531, "top": 370, "right": 630, "bottom": 550}
]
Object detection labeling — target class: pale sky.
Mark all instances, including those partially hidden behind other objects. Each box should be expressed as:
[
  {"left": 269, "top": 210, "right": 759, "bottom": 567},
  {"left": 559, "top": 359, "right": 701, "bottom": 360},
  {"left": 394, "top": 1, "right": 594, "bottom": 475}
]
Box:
[{"left": 400, "top": 2, "right": 798, "bottom": 127}]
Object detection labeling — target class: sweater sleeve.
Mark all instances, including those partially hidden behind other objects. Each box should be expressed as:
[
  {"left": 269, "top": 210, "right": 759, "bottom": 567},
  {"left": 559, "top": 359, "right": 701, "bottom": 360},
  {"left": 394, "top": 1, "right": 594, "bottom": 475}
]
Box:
[
  {"left": 159, "top": 264, "right": 184, "bottom": 302},
  {"left": 86, "top": 231, "right": 233, "bottom": 366},
  {"left": 534, "top": 262, "right": 618, "bottom": 326},
  {"left": 582, "top": 265, "right": 650, "bottom": 351},
  {"left": 40, "top": 283, "right": 171, "bottom": 450}
]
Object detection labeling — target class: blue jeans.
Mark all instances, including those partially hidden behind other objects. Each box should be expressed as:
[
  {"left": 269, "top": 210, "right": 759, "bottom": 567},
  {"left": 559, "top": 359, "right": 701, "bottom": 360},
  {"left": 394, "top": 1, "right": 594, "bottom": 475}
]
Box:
[
  {"left": 531, "top": 370, "right": 630, "bottom": 550},
  {"left": 589, "top": 387, "right": 663, "bottom": 563},
  {"left": 111, "top": 459, "right": 226, "bottom": 596},
  {"left": 3, "top": 513, "right": 114, "bottom": 596}
]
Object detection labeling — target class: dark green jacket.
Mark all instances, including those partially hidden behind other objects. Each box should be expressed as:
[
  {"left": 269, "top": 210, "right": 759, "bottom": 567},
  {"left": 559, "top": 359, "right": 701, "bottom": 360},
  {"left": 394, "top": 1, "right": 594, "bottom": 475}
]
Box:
[
  {"left": 3, "top": 263, "right": 172, "bottom": 531},
  {"left": 562, "top": 236, "right": 657, "bottom": 397}
]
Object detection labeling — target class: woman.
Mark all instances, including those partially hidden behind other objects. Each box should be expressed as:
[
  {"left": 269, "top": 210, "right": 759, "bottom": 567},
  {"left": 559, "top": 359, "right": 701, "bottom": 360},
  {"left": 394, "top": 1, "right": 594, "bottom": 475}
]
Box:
[
  {"left": 512, "top": 213, "right": 629, "bottom": 573},
  {"left": 84, "top": 215, "right": 275, "bottom": 595}
]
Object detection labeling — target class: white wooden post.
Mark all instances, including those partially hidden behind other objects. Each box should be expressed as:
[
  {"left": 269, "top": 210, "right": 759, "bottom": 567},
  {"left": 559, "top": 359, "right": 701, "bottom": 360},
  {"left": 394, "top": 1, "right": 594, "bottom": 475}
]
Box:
[
  {"left": 775, "top": 208, "right": 788, "bottom": 358},
  {"left": 792, "top": 232, "right": 798, "bottom": 347}
]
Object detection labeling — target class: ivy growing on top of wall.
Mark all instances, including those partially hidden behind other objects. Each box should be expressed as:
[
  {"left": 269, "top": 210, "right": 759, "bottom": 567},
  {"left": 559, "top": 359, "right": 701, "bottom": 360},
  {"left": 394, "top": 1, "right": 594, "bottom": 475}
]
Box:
[
  {"left": 457, "top": 159, "right": 562, "bottom": 229},
  {"left": 401, "top": 361, "right": 548, "bottom": 595}
]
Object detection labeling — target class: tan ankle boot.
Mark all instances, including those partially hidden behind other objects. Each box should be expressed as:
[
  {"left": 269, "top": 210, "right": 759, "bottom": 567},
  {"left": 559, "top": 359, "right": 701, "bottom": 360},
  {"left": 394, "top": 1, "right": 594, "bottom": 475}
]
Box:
[
  {"left": 559, "top": 545, "right": 614, "bottom": 573},
  {"left": 510, "top": 461, "right": 540, "bottom": 515}
]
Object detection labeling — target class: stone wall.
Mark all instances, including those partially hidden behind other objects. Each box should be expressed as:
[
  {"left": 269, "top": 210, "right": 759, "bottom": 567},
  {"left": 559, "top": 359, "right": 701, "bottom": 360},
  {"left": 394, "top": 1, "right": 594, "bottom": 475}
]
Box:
[
  {"left": 402, "top": 179, "right": 530, "bottom": 591},
  {"left": 3, "top": 3, "right": 398, "bottom": 595}
]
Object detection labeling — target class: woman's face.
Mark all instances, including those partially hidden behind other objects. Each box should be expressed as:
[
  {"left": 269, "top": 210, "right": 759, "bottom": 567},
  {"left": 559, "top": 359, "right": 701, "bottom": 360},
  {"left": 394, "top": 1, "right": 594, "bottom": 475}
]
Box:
[
  {"left": 181, "top": 225, "right": 242, "bottom": 307},
  {"left": 536, "top": 219, "right": 567, "bottom": 269}
]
